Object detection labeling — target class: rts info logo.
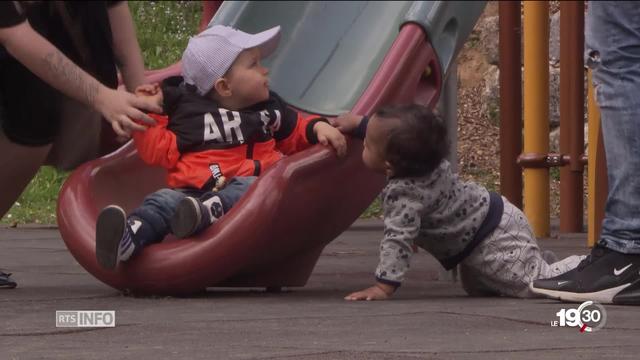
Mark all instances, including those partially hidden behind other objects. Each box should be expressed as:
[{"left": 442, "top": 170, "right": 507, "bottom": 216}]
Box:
[
  {"left": 550, "top": 301, "right": 607, "bottom": 332},
  {"left": 56, "top": 311, "right": 115, "bottom": 328}
]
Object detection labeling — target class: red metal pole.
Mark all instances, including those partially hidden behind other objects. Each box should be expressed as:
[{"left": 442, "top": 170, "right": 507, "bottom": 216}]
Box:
[
  {"left": 499, "top": 1, "right": 523, "bottom": 209},
  {"left": 199, "top": 1, "right": 224, "bottom": 32},
  {"left": 559, "top": 1, "right": 585, "bottom": 233}
]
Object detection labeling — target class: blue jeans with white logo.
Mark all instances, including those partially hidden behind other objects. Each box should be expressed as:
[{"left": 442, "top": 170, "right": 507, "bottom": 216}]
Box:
[
  {"left": 129, "top": 176, "right": 257, "bottom": 247},
  {"left": 587, "top": 2, "right": 640, "bottom": 254}
]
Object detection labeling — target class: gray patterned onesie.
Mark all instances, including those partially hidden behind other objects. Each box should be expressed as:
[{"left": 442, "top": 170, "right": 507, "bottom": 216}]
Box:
[{"left": 376, "top": 160, "right": 584, "bottom": 298}]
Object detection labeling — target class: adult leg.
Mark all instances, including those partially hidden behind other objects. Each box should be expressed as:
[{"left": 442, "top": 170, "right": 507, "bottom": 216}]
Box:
[
  {"left": 0, "top": 105, "right": 52, "bottom": 289},
  {"left": 530, "top": 2, "right": 640, "bottom": 304},
  {"left": 0, "top": 53, "right": 62, "bottom": 289},
  {"left": 589, "top": 7, "right": 640, "bottom": 255},
  {"left": 0, "top": 56, "right": 58, "bottom": 220},
  {"left": 0, "top": 131, "right": 51, "bottom": 219}
]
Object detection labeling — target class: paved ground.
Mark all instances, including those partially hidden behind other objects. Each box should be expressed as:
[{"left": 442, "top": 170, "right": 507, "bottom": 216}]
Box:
[{"left": 1, "top": 220, "right": 639, "bottom": 359}]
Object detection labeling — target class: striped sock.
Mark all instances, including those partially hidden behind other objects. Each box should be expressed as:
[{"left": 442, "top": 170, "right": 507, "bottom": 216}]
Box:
[{"left": 117, "top": 218, "right": 142, "bottom": 262}]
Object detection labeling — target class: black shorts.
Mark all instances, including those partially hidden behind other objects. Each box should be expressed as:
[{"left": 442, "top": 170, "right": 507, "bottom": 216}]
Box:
[
  {"left": 0, "top": 55, "right": 61, "bottom": 146},
  {"left": 0, "top": 1, "right": 120, "bottom": 147}
]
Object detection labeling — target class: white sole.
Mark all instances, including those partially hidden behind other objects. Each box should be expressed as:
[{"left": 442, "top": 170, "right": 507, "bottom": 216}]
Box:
[{"left": 529, "top": 282, "right": 632, "bottom": 304}]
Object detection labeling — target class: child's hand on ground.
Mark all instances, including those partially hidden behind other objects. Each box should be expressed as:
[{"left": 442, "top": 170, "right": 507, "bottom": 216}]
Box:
[
  {"left": 134, "top": 83, "right": 164, "bottom": 111},
  {"left": 314, "top": 121, "right": 347, "bottom": 157},
  {"left": 329, "top": 113, "right": 364, "bottom": 133},
  {"left": 344, "top": 282, "right": 396, "bottom": 301}
]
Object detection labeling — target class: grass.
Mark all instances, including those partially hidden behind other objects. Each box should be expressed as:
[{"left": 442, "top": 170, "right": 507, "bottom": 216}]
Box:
[
  {"left": 360, "top": 198, "right": 383, "bottom": 219},
  {"left": 487, "top": 102, "right": 500, "bottom": 127},
  {"left": 1, "top": 167, "right": 69, "bottom": 226},
  {"left": 461, "top": 168, "right": 500, "bottom": 194},
  {"left": 128, "top": 1, "right": 201, "bottom": 70}
]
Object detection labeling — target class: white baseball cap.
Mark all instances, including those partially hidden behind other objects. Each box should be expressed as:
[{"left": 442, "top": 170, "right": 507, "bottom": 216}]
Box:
[{"left": 181, "top": 25, "right": 281, "bottom": 96}]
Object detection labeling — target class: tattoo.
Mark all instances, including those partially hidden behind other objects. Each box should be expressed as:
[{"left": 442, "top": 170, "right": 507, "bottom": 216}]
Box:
[{"left": 42, "top": 50, "right": 100, "bottom": 106}]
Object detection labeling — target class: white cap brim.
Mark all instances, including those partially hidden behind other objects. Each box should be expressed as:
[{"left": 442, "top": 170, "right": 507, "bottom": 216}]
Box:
[{"left": 226, "top": 25, "right": 281, "bottom": 59}]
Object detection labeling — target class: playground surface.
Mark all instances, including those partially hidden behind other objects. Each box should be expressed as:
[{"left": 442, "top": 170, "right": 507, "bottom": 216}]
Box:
[{"left": 1, "top": 219, "right": 639, "bottom": 359}]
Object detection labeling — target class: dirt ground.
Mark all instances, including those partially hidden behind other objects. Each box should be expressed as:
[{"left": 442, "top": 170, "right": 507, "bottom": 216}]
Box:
[{"left": 456, "top": 1, "right": 570, "bottom": 218}]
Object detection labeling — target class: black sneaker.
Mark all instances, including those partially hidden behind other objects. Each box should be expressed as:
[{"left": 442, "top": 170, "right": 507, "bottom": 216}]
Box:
[
  {"left": 613, "top": 278, "right": 640, "bottom": 305},
  {"left": 530, "top": 245, "right": 640, "bottom": 304},
  {"left": 170, "top": 196, "right": 224, "bottom": 238},
  {"left": 96, "top": 206, "right": 139, "bottom": 269},
  {"left": 0, "top": 271, "right": 17, "bottom": 289}
]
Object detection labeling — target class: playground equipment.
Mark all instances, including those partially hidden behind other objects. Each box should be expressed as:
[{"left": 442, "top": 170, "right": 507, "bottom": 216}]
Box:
[
  {"left": 57, "top": 1, "right": 486, "bottom": 295},
  {"left": 499, "top": 2, "right": 606, "bottom": 244}
]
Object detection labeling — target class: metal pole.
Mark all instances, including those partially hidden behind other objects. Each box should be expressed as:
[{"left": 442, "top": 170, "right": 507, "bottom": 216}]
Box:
[
  {"left": 523, "top": 1, "right": 550, "bottom": 237},
  {"left": 499, "top": 1, "right": 523, "bottom": 209},
  {"left": 559, "top": 1, "right": 585, "bottom": 233},
  {"left": 443, "top": 63, "right": 458, "bottom": 173},
  {"left": 587, "top": 70, "right": 608, "bottom": 247},
  {"left": 438, "top": 63, "right": 459, "bottom": 282}
]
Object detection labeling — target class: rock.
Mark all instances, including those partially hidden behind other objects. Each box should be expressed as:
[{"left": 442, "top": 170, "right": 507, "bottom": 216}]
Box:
[
  {"left": 479, "top": 64, "right": 589, "bottom": 131},
  {"left": 481, "top": 64, "right": 558, "bottom": 128},
  {"left": 549, "top": 123, "right": 589, "bottom": 153},
  {"left": 549, "top": 65, "right": 560, "bottom": 128},
  {"left": 550, "top": 11, "right": 561, "bottom": 65},
  {"left": 474, "top": 10, "right": 565, "bottom": 67},
  {"left": 474, "top": 15, "right": 499, "bottom": 65},
  {"left": 481, "top": 65, "right": 500, "bottom": 124},
  {"left": 471, "top": 13, "right": 555, "bottom": 67},
  {"left": 549, "top": 127, "right": 560, "bottom": 152}
]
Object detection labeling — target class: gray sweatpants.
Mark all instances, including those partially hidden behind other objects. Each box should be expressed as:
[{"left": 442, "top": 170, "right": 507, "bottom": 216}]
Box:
[{"left": 459, "top": 197, "right": 585, "bottom": 298}]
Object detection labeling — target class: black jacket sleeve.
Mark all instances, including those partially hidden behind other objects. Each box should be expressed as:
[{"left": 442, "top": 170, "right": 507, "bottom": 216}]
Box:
[{"left": 351, "top": 116, "right": 369, "bottom": 140}]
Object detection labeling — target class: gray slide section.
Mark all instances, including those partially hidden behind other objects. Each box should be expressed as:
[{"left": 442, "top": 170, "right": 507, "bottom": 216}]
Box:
[{"left": 209, "top": 1, "right": 485, "bottom": 115}]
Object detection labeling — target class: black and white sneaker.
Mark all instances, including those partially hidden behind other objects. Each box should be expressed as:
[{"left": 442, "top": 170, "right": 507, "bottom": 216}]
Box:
[
  {"left": 530, "top": 245, "right": 640, "bottom": 304},
  {"left": 95, "top": 206, "right": 140, "bottom": 269},
  {"left": 613, "top": 278, "right": 640, "bottom": 305},
  {"left": 170, "top": 196, "right": 224, "bottom": 238},
  {"left": 0, "top": 271, "right": 17, "bottom": 289}
]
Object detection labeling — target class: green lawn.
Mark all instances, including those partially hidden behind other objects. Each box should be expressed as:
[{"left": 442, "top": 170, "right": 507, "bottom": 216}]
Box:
[
  {"left": 129, "top": 1, "right": 201, "bottom": 70},
  {"left": 1, "top": 167, "right": 69, "bottom": 225},
  {"left": 0, "top": 1, "right": 383, "bottom": 225}
]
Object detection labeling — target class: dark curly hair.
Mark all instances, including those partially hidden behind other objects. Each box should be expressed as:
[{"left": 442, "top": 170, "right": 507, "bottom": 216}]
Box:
[{"left": 375, "top": 104, "right": 449, "bottom": 178}]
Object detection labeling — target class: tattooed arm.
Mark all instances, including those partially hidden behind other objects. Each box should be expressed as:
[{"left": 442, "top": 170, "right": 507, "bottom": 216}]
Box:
[{"left": 0, "top": 21, "right": 161, "bottom": 137}]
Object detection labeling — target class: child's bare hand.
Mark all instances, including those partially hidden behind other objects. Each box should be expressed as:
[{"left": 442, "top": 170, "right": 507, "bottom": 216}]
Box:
[
  {"left": 344, "top": 283, "right": 395, "bottom": 301},
  {"left": 134, "top": 83, "right": 163, "bottom": 111},
  {"left": 134, "top": 83, "right": 159, "bottom": 96},
  {"left": 314, "top": 121, "right": 347, "bottom": 157},
  {"left": 330, "top": 113, "right": 364, "bottom": 133}
]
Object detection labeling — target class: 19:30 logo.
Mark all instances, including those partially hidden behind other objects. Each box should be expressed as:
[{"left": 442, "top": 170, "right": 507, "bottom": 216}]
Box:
[{"left": 551, "top": 301, "right": 607, "bottom": 332}]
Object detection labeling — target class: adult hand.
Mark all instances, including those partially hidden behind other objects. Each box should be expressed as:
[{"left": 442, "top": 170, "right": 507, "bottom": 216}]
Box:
[{"left": 95, "top": 87, "right": 163, "bottom": 138}]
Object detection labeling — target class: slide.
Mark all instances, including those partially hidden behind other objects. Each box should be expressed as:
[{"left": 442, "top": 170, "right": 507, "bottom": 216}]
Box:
[{"left": 57, "top": 1, "right": 486, "bottom": 295}]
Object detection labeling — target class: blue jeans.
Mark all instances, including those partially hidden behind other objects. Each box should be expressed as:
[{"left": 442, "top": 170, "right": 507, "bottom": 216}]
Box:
[
  {"left": 587, "top": 2, "right": 640, "bottom": 254},
  {"left": 129, "top": 176, "right": 257, "bottom": 247}
]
